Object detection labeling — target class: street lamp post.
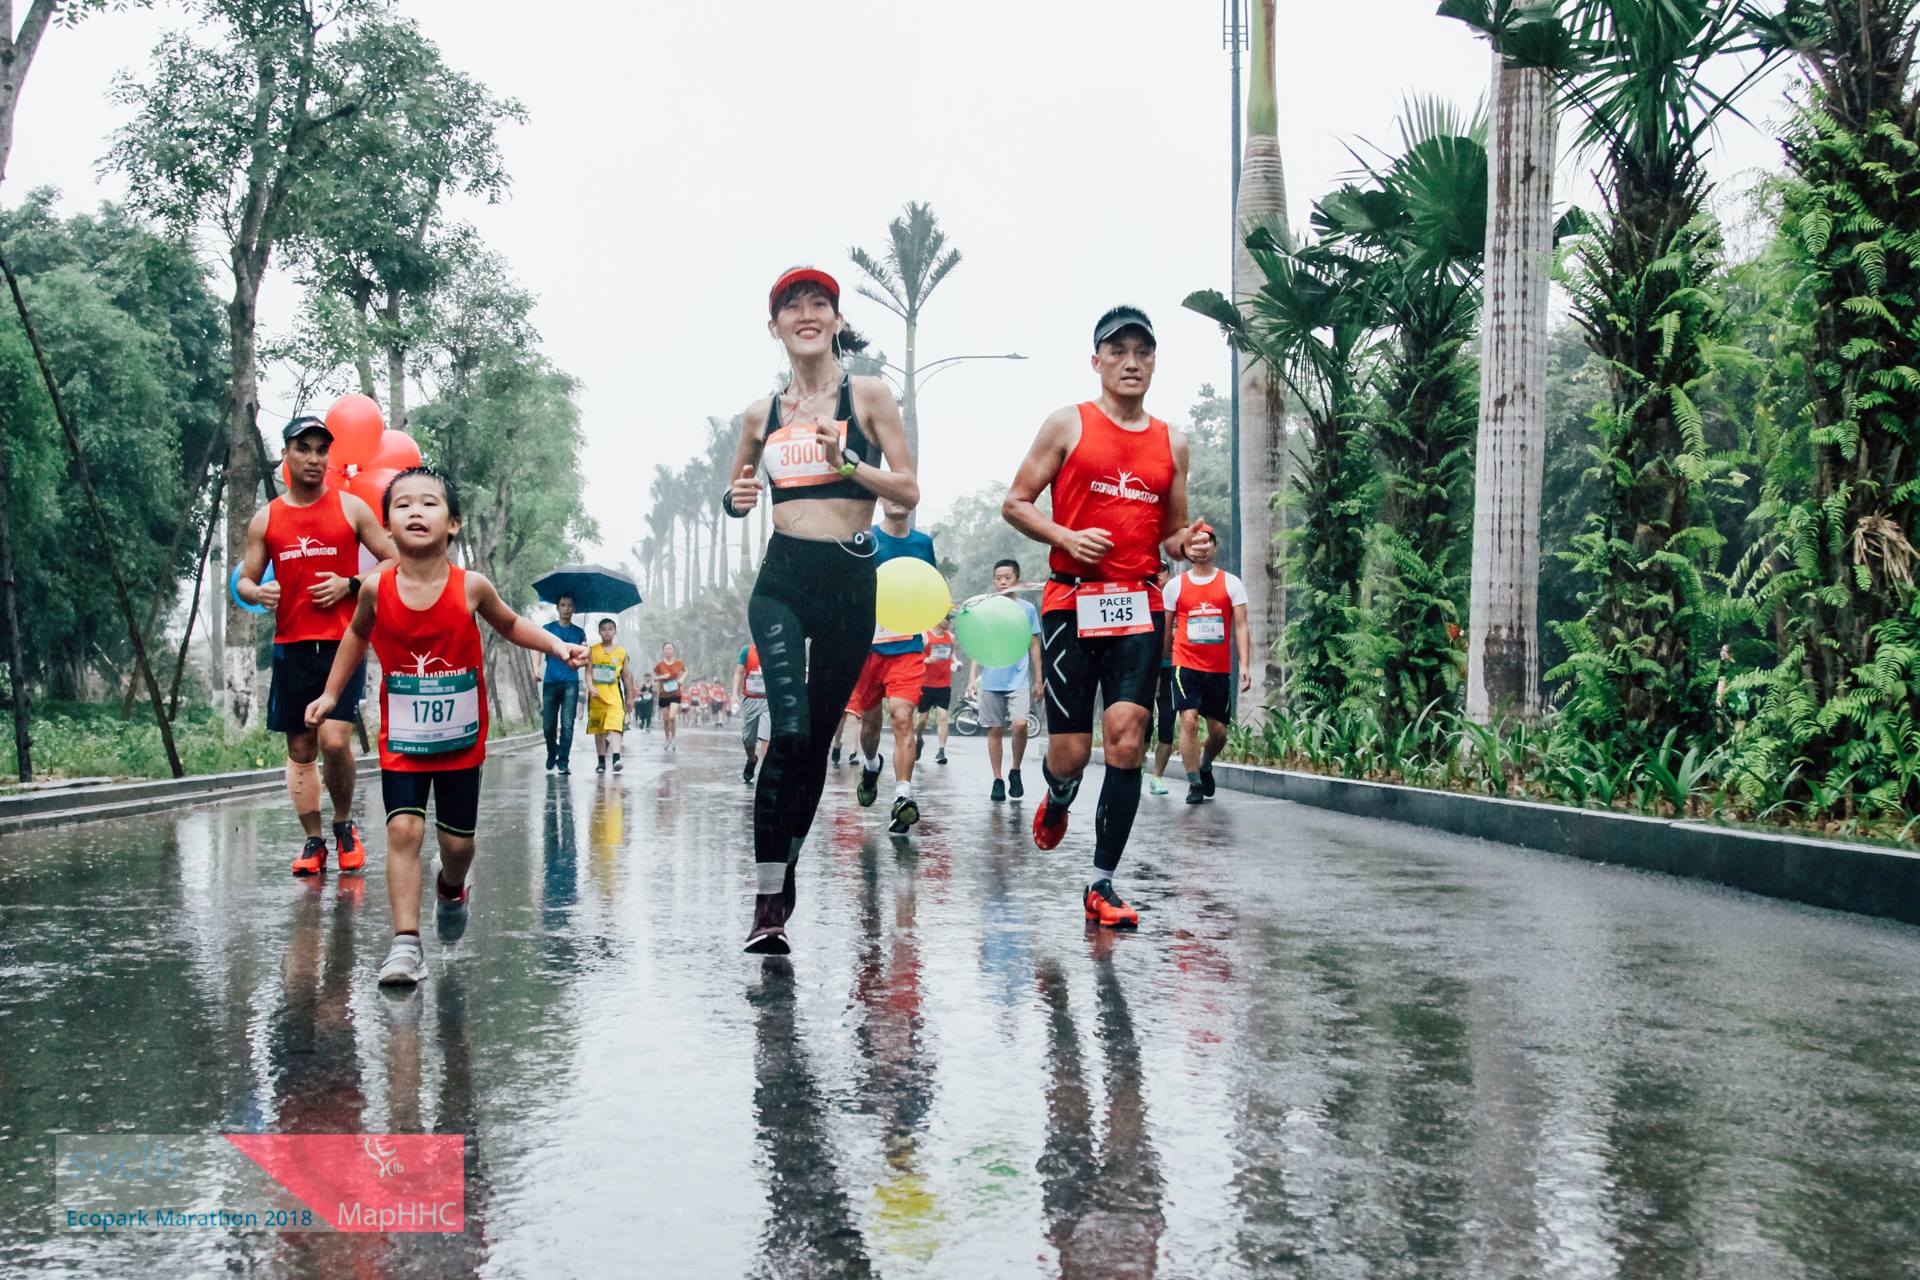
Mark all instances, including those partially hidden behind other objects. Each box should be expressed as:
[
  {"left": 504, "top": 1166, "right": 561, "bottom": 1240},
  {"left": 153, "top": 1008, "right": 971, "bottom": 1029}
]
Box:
[{"left": 874, "top": 352, "right": 1026, "bottom": 527}]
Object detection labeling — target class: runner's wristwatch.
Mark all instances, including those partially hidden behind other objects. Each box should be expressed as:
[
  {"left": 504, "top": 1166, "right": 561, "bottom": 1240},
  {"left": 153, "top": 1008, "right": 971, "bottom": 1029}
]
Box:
[
  {"left": 836, "top": 444, "right": 862, "bottom": 477},
  {"left": 347, "top": 575, "right": 362, "bottom": 596}
]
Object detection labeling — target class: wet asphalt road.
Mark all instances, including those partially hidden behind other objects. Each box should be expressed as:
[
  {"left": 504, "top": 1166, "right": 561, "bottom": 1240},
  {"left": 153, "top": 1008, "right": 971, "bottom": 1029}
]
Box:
[{"left": 3, "top": 726, "right": 1920, "bottom": 1278}]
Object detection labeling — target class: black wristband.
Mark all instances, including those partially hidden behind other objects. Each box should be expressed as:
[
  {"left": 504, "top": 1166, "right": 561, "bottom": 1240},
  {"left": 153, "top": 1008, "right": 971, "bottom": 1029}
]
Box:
[{"left": 721, "top": 489, "right": 742, "bottom": 518}]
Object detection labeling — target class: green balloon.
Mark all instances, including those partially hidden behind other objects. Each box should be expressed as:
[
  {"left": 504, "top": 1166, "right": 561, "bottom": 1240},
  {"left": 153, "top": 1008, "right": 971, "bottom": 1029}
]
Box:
[{"left": 955, "top": 595, "right": 1030, "bottom": 667}]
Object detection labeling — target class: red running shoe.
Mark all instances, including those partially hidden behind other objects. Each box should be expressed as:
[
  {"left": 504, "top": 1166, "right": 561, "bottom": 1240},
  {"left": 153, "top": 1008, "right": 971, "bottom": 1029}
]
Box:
[
  {"left": 1032, "top": 794, "right": 1069, "bottom": 850},
  {"left": 1083, "top": 879, "right": 1139, "bottom": 929},
  {"left": 333, "top": 821, "right": 366, "bottom": 873},
  {"left": 290, "top": 836, "right": 327, "bottom": 876}
]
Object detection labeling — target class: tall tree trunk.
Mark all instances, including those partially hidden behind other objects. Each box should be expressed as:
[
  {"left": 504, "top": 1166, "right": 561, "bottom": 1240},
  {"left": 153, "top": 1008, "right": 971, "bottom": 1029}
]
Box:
[
  {"left": 0, "top": 3, "right": 56, "bottom": 190},
  {"left": 382, "top": 283, "right": 406, "bottom": 431},
  {"left": 168, "top": 466, "right": 224, "bottom": 720},
  {"left": 223, "top": 286, "right": 265, "bottom": 728},
  {"left": 1233, "top": 0, "right": 1288, "bottom": 718},
  {"left": 349, "top": 281, "right": 377, "bottom": 398},
  {"left": 902, "top": 314, "right": 920, "bottom": 472},
  {"left": 0, "top": 397, "right": 30, "bottom": 781},
  {"left": 1466, "top": 53, "right": 1555, "bottom": 724},
  {"left": 738, "top": 501, "right": 751, "bottom": 577},
  {"left": 708, "top": 510, "right": 720, "bottom": 587}
]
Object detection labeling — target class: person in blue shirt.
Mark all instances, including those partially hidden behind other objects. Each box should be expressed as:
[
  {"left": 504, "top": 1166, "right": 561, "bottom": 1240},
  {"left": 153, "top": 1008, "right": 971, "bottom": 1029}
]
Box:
[
  {"left": 967, "top": 558, "right": 1044, "bottom": 804},
  {"left": 847, "top": 497, "right": 939, "bottom": 834},
  {"left": 538, "top": 594, "right": 588, "bottom": 773}
]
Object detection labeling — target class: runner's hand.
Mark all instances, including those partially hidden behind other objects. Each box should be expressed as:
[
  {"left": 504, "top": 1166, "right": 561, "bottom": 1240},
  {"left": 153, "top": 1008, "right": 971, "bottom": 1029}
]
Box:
[
  {"left": 1057, "top": 526, "right": 1114, "bottom": 565},
  {"left": 1240, "top": 670, "right": 1253, "bottom": 693},
  {"left": 560, "top": 643, "right": 590, "bottom": 669},
  {"left": 309, "top": 572, "right": 351, "bottom": 607},
  {"left": 1175, "top": 516, "right": 1209, "bottom": 559},
  {"left": 814, "top": 423, "right": 846, "bottom": 468},
  {"left": 303, "top": 692, "right": 337, "bottom": 729},
  {"left": 251, "top": 578, "right": 281, "bottom": 609},
  {"left": 729, "top": 465, "right": 761, "bottom": 512}
]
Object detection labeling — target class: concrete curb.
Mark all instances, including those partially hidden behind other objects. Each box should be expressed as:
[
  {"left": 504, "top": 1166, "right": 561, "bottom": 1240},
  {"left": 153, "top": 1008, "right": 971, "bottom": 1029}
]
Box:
[
  {"left": 0, "top": 732, "right": 544, "bottom": 836},
  {"left": 1193, "top": 758, "right": 1920, "bottom": 928}
]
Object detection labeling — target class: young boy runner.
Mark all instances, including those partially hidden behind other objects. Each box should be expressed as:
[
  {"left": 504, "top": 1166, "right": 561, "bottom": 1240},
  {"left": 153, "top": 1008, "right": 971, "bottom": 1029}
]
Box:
[
  {"left": 734, "top": 641, "right": 771, "bottom": 784},
  {"left": 239, "top": 415, "right": 398, "bottom": 876},
  {"left": 539, "top": 594, "right": 586, "bottom": 773},
  {"left": 654, "top": 643, "right": 686, "bottom": 752},
  {"left": 916, "top": 611, "right": 956, "bottom": 765},
  {"left": 1003, "top": 305, "right": 1199, "bottom": 928},
  {"left": 848, "top": 497, "right": 938, "bottom": 835},
  {"left": 1164, "top": 523, "right": 1251, "bottom": 803},
  {"left": 304, "top": 466, "right": 588, "bottom": 987},
  {"left": 968, "top": 559, "right": 1043, "bottom": 804},
  {"left": 588, "top": 618, "right": 632, "bottom": 773}
]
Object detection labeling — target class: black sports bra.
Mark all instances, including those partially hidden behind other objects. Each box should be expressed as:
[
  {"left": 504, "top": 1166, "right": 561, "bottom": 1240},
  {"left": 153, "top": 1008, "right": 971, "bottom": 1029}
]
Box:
[{"left": 763, "top": 375, "right": 874, "bottom": 504}]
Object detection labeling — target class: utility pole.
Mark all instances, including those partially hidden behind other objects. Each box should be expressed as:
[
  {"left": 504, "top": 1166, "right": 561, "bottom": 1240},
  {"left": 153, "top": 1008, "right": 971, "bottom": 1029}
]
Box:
[{"left": 1225, "top": 0, "right": 1246, "bottom": 584}]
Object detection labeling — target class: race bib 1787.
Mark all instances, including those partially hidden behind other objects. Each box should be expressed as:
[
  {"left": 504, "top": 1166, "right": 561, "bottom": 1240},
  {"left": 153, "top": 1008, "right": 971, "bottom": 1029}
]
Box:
[{"left": 386, "top": 670, "right": 480, "bottom": 755}]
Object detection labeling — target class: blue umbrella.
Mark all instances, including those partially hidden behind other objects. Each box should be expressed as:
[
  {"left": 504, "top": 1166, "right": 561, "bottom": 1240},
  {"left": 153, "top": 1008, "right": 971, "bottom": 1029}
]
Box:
[{"left": 532, "top": 564, "right": 642, "bottom": 615}]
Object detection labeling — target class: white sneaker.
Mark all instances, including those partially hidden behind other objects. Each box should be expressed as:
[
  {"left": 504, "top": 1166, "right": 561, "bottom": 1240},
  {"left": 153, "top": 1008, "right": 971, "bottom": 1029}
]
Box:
[
  {"left": 431, "top": 855, "right": 472, "bottom": 943},
  {"left": 377, "top": 935, "right": 427, "bottom": 986}
]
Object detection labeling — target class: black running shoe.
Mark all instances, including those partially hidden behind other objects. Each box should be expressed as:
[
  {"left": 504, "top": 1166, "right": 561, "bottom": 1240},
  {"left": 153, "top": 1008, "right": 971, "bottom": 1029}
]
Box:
[
  {"left": 888, "top": 794, "right": 920, "bottom": 835},
  {"left": 743, "top": 894, "right": 789, "bottom": 955},
  {"left": 1200, "top": 765, "right": 1216, "bottom": 797},
  {"left": 743, "top": 759, "right": 757, "bottom": 785},
  {"left": 936, "top": 748, "right": 947, "bottom": 765},
  {"left": 1187, "top": 779, "right": 1205, "bottom": 805},
  {"left": 857, "top": 765, "right": 881, "bottom": 807},
  {"left": 990, "top": 778, "right": 1006, "bottom": 803},
  {"left": 831, "top": 746, "right": 841, "bottom": 768},
  {"left": 596, "top": 758, "right": 606, "bottom": 774},
  {"left": 612, "top": 754, "right": 623, "bottom": 774},
  {"left": 1007, "top": 768, "right": 1025, "bottom": 800}
]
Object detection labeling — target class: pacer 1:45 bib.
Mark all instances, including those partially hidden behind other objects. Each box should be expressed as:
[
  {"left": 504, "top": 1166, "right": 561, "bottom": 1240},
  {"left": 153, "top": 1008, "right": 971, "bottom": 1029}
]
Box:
[
  {"left": 386, "top": 670, "right": 481, "bottom": 755},
  {"left": 1074, "top": 582, "right": 1154, "bottom": 638}
]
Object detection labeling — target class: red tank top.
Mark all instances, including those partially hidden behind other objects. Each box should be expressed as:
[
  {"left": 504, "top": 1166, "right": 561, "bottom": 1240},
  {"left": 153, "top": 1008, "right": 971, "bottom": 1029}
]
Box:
[
  {"left": 742, "top": 644, "right": 764, "bottom": 698},
  {"left": 1169, "top": 569, "right": 1238, "bottom": 672},
  {"left": 1043, "top": 402, "right": 1175, "bottom": 613},
  {"left": 921, "top": 627, "right": 955, "bottom": 687},
  {"left": 264, "top": 490, "right": 360, "bottom": 643},
  {"left": 372, "top": 565, "right": 488, "bottom": 772}
]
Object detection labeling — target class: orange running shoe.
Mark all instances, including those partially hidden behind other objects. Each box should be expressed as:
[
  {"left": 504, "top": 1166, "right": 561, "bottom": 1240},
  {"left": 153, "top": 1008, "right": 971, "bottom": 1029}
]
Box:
[
  {"left": 333, "top": 821, "right": 366, "bottom": 873},
  {"left": 1084, "top": 879, "right": 1139, "bottom": 929},
  {"left": 290, "top": 835, "right": 328, "bottom": 876},
  {"left": 1032, "top": 794, "right": 1069, "bottom": 850}
]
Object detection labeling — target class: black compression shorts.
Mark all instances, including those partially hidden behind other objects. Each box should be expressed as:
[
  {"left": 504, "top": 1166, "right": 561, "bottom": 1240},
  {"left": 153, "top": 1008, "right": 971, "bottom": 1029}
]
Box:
[
  {"left": 1040, "top": 610, "right": 1167, "bottom": 736},
  {"left": 917, "top": 685, "right": 951, "bottom": 713},
  {"left": 382, "top": 766, "right": 482, "bottom": 836},
  {"left": 1172, "top": 667, "right": 1234, "bottom": 724}
]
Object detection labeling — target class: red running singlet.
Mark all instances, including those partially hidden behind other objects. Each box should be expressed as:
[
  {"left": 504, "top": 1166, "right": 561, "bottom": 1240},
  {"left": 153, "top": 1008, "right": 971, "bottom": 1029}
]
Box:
[
  {"left": 371, "top": 565, "right": 488, "bottom": 773},
  {"left": 264, "top": 490, "right": 360, "bottom": 642},
  {"left": 1042, "top": 402, "right": 1175, "bottom": 614}
]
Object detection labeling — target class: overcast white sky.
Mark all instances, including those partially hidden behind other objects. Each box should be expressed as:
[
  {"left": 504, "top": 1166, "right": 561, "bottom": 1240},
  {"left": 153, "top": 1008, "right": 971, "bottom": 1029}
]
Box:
[{"left": 16, "top": 0, "right": 1795, "bottom": 567}]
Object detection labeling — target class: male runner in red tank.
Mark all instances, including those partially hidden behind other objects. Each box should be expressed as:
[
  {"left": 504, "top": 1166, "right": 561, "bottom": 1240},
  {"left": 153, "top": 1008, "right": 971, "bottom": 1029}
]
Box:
[
  {"left": 1163, "top": 522, "right": 1251, "bottom": 804},
  {"left": 1002, "top": 306, "right": 1200, "bottom": 928},
  {"left": 239, "top": 416, "right": 398, "bottom": 876}
]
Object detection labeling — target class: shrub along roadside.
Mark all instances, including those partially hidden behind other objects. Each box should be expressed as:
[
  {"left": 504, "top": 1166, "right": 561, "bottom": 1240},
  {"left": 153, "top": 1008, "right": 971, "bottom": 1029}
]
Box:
[{"left": 1227, "top": 701, "right": 1919, "bottom": 848}]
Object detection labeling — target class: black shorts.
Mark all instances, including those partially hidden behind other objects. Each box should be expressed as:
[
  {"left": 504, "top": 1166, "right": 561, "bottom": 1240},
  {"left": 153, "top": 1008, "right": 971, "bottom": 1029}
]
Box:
[
  {"left": 917, "top": 685, "right": 951, "bottom": 713},
  {"left": 266, "top": 640, "right": 364, "bottom": 733},
  {"left": 1152, "top": 667, "right": 1176, "bottom": 745},
  {"left": 658, "top": 694, "right": 681, "bottom": 707},
  {"left": 382, "top": 766, "right": 482, "bottom": 836},
  {"left": 1040, "top": 610, "right": 1167, "bottom": 736},
  {"left": 1172, "top": 667, "right": 1234, "bottom": 724}
]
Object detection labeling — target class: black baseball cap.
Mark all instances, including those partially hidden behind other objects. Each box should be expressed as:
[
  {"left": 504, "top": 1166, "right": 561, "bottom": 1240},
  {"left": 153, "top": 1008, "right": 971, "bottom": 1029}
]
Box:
[
  {"left": 1093, "top": 305, "right": 1155, "bottom": 349},
  {"left": 282, "top": 415, "right": 331, "bottom": 445}
]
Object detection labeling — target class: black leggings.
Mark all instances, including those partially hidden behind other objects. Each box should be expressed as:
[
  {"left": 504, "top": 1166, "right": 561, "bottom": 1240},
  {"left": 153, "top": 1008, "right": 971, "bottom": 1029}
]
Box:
[{"left": 748, "top": 531, "right": 877, "bottom": 867}]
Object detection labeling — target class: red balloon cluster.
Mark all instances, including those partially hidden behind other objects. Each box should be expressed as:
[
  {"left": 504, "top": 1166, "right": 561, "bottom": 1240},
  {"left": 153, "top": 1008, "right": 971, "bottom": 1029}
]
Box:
[{"left": 278, "top": 395, "right": 424, "bottom": 513}]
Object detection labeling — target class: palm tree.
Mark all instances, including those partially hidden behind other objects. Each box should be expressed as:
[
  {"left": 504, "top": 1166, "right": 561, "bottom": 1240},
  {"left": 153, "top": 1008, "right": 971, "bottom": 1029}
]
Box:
[
  {"left": 1534, "top": 0, "right": 1786, "bottom": 744},
  {"left": 648, "top": 466, "right": 678, "bottom": 610},
  {"left": 1441, "top": 0, "right": 1562, "bottom": 724},
  {"left": 1235, "top": 0, "right": 1291, "bottom": 716},
  {"left": 849, "top": 201, "right": 963, "bottom": 465}
]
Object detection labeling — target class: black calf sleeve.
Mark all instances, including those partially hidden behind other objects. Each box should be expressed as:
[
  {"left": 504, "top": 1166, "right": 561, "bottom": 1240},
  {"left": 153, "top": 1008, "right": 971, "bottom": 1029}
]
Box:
[{"left": 1093, "top": 766, "right": 1142, "bottom": 875}]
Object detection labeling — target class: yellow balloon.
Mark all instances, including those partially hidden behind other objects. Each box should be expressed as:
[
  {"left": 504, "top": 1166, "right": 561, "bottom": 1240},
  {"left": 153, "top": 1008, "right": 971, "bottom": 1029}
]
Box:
[{"left": 875, "top": 557, "right": 952, "bottom": 636}]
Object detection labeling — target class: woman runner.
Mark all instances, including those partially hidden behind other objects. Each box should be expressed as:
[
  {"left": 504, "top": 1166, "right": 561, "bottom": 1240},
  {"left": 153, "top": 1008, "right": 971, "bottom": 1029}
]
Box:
[{"left": 723, "top": 265, "right": 917, "bottom": 954}]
